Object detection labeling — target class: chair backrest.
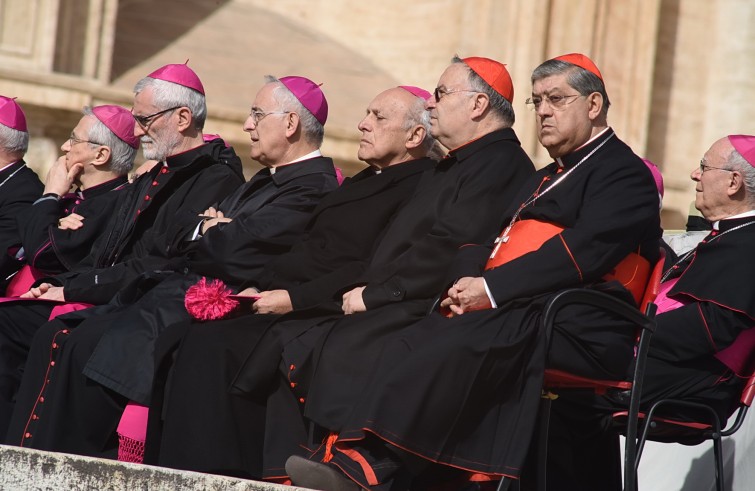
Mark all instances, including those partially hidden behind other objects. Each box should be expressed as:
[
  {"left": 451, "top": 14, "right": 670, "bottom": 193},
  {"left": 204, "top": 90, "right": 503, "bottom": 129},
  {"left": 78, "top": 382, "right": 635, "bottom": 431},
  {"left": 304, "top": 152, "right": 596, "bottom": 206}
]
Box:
[
  {"left": 638, "top": 247, "right": 666, "bottom": 313},
  {"left": 741, "top": 371, "right": 755, "bottom": 407}
]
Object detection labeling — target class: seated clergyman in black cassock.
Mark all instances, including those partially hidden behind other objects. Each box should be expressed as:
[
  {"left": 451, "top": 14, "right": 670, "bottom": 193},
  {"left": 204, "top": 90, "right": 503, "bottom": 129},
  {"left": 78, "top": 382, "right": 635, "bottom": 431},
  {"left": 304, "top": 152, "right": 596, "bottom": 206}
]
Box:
[
  {"left": 561, "top": 134, "right": 755, "bottom": 490},
  {"left": 283, "top": 53, "right": 662, "bottom": 491},
  {"left": 0, "top": 104, "right": 138, "bottom": 437},
  {"left": 1, "top": 62, "right": 257, "bottom": 453},
  {"left": 0, "top": 95, "right": 43, "bottom": 293}
]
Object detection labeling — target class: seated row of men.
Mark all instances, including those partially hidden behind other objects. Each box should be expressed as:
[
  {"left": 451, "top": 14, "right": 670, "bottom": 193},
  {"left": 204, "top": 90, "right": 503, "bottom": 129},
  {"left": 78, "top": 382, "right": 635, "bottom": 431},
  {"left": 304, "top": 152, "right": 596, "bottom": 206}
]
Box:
[{"left": 0, "top": 52, "right": 752, "bottom": 491}]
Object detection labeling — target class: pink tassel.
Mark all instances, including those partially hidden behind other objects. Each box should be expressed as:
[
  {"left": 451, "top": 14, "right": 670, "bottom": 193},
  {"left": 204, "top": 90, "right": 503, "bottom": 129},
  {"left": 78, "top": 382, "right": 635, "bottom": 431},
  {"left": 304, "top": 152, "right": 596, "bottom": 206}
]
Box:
[{"left": 184, "top": 277, "right": 239, "bottom": 321}]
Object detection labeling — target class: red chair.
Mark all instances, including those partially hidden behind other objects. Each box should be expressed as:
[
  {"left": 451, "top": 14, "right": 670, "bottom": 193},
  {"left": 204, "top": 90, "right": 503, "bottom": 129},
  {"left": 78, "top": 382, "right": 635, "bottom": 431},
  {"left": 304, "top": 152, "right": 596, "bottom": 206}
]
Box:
[
  {"left": 613, "top": 334, "right": 755, "bottom": 491},
  {"left": 497, "top": 247, "right": 666, "bottom": 491}
]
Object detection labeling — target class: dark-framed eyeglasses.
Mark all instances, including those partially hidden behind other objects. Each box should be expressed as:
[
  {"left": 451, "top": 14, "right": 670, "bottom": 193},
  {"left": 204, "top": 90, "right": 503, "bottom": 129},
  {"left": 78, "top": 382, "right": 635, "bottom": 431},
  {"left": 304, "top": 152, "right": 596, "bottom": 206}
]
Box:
[
  {"left": 132, "top": 106, "right": 182, "bottom": 128},
  {"left": 699, "top": 159, "right": 734, "bottom": 174},
  {"left": 525, "top": 94, "right": 584, "bottom": 111},
  {"left": 249, "top": 108, "right": 291, "bottom": 124},
  {"left": 433, "top": 87, "right": 479, "bottom": 102},
  {"left": 68, "top": 133, "right": 102, "bottom": 146}
]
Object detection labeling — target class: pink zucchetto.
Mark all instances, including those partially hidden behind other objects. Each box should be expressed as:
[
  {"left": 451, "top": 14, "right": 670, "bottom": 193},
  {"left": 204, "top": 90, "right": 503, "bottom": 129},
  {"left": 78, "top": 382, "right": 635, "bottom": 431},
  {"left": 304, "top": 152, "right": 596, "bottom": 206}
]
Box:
[
  {"left": 642, "top": 158, "right": 664, "bottom": 198},
  {"left": 0, "top": 96, "right": 27, "bottom": 132},
  {"left": 728, "top": 135, "right": 755, "bottom": 168},
  {"left": 279, "top": 76, "right": 328, "bottom": 126},
  {"left": 91, "top": 105, "right": 140, "bottom": 149},
  {"left": 398, "top": 86, "right": 432, "bottom": 101},
  {"left": 146, "top": 62, "right": 205, "bottom": 95}
]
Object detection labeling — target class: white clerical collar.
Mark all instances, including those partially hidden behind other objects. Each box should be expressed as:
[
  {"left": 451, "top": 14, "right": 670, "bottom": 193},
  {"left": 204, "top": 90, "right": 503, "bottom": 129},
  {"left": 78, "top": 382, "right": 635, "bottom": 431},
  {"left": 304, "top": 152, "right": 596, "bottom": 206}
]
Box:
[
  {"left": 712, "top": 209, "right": 755, "bottom": 230},
  {"left": 555, "top": 127, "right": 611, "bottom": 168},
  {"left": 270, "top": 149, "right": 322, "bottom": 174}
]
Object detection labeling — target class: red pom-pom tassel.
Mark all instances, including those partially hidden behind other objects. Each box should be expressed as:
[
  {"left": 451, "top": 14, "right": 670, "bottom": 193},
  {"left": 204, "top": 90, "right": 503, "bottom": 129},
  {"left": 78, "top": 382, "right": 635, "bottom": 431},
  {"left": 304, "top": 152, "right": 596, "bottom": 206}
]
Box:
[{"left": 184, "top": 277, "right": 239, "bottom": 321}]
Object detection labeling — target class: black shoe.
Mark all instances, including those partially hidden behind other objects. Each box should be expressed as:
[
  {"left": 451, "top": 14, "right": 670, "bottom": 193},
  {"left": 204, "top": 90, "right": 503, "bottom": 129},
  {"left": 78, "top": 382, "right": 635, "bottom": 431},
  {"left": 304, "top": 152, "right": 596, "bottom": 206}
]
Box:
[{"left": 286, "top": 455, "right": 361, "bottom": 491}]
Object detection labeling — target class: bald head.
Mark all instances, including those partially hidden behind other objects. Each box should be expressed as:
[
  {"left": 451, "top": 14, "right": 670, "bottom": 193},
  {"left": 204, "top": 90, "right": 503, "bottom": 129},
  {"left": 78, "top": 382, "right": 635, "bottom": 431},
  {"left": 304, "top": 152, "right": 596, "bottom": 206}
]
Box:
[{"left": 357, "top": 87, "right": 440, "bottom": 168}]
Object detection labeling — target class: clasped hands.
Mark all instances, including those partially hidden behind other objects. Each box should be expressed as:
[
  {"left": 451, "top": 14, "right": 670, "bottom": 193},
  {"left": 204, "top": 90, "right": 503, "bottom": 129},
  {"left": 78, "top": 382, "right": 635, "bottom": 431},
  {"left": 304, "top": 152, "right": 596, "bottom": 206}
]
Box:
[{"left": 439, "top": 276, "right": 491, "bottom": 317}]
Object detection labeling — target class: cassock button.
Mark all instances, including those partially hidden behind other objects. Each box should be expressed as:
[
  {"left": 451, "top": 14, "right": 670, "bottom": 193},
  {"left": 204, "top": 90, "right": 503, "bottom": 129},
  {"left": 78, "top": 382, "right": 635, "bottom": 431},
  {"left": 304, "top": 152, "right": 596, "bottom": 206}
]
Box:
[
  {"left": 24, "top": 433, "right": 31, "bottom": 439},
  {"left": 289, "top": 364, "right": 295, "bottom": 371},
  {"left": 75, "top": 200, "right": 81, "bottom": 205},
  {"left": 161, "top": 167, "right": 169, "bottom": 174},
  {"left": 290, "top": 382, "right": 297, "bottom": 388},
  {"left": 152, "top": 180, "right": 159, "bottom": 186},
  {"left": 52, "top": 343, "right": 58, "bottom": 349},
  {"left": 32, "top": 414, "right": 39, "bottom": 420},
  {"left": 144, "top": 195, "right": 150, "bottom": 201},
  {"left": 38, "top": 397, "right": 44, "bottom": 403},
  {"left": 62, "top": 330, "right": 69, "bottom": 334},
  {"left": 299, "top": 397, "right": 305, "bottom": 404},
  {"left": 50, "top": 361, "right": 55, "bottom": 367},
  {"left": 137, "top": 209, "right": 141, "bottom": 215}
]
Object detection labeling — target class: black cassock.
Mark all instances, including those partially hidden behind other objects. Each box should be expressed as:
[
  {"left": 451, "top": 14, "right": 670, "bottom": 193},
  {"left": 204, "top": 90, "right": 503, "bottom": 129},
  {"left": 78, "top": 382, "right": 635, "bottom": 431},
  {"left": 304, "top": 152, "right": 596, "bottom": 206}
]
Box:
[
  {"left": 551, "top": 216, "right": 755, "bottom": 491},
  {"left": 144, "top": 157, "right": 437, "bottom": 475},
  {"left": 16, "top": 176, "right": 128, "bottom": 274},
  {"left": 3, "top": 139, "right": 244, "bottom": 450},
  {"left": 293, "top": 129, "right": 662, "bottom": 490},
  {"left": 0, "top": 176, "right": 127, "bottom": 437},
  {"left": 150, "top": 128, "right": 536, "bottom": 480},
  {"left": 0, "top": 160, "right": 43, "bottom": 293},
  {"left": 77, "top": 155, "right": 342, "bottom": 403}
]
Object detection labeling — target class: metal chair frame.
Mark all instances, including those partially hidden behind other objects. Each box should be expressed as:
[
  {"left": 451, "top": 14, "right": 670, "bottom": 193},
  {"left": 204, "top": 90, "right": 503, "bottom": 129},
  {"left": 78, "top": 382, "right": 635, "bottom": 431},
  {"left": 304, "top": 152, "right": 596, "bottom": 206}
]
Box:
[{"left": 497, "top": 248, "right": 665, "bottom": 491}]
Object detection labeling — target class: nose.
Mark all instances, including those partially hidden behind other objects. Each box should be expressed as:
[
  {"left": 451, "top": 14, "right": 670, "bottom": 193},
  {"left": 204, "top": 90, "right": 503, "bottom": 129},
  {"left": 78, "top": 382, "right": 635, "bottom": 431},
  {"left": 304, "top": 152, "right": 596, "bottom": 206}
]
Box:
[
  {"left": 690, "top": 166, "right": 702, "bottom": 181},
  {"left": 425, "top": 98, "right": 436, "bottom": 110},
  {"left": 535, "top": 101, "right": 552, "bottom": 117},
  {"left": 134, "top": 122, "right": 146, "bottom": 138},
  {"left": 357, "top": 115, "right": 370, "bottom": 132},
  {"left": 60, "top": 139, "right": 71, "bottom": 153},
  {"left": 243, "top": 115, "right": 256, "bottom": 132}
]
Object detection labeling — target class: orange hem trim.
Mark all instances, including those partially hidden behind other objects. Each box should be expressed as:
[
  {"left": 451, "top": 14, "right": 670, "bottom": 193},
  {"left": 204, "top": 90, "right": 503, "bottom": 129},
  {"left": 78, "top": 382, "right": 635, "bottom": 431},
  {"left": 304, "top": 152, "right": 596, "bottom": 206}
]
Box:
[
  {"left": 334, "top": 428, "right": 520, "bottom": 479},
  {"left": 335, "top": 444, "right": 379, "bottom": 486},
  {"left": 558, "top": 234, "right": 583, "bottom": 282}
]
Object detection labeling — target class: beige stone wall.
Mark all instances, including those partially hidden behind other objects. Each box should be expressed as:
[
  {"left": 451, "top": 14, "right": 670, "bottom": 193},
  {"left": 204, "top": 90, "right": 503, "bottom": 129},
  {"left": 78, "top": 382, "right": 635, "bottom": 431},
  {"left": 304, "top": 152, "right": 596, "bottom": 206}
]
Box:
[{"left": 0, "top": 0, "right": 753, "bottom": 228}]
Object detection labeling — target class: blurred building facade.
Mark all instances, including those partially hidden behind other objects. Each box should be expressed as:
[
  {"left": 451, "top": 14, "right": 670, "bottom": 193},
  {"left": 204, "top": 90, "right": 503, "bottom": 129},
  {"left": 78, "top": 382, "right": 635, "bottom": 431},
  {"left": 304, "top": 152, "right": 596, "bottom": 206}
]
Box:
[{"left": 1, "top": 0, "right": 753, "bottom": 228}]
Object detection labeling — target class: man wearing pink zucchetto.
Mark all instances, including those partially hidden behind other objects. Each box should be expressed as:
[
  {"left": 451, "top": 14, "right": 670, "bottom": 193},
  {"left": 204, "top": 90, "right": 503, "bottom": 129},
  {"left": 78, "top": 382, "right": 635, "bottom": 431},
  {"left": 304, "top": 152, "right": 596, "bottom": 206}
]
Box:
[
  {"left": 566, "top": 134, "right": 755, "bottom": 490},
  {"left": 0, "top": 96, "right": 43, "bottom": 293}
]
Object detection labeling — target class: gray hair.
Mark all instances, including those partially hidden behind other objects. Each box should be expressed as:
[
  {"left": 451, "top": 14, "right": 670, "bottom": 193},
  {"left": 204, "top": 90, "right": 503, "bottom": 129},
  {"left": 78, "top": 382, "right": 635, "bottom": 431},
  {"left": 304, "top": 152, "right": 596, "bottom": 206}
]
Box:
[
  {"left": 402, "top": 96, "right": 444, "bottom": 160},
  {"left": 133, "top": 77, "right": 207, "bottom": 130},
  {"left": 82, "top": 107, "right": 136, "bottom": 175},
  {"left": 727, "top": 147, "right": 755, "bottom": 204},
  {"left": 532, "top": 59, "right": 611, "bottom": 116},
  {"left": 453, "top": 56, "right": 515, "bottom": 127},
  {"left": 265, "top": 75, "right": 325, "bottom": 147},
  {"left": 0, "top": 123, "right": 29, "bottom": 154}
]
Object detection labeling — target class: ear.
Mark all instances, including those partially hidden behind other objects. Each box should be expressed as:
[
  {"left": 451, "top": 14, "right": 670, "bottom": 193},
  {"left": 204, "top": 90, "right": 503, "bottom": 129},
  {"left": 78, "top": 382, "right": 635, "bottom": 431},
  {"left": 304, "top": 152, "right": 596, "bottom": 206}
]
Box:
[
  {"left": 405, "top": 124, "right": 426, "bottom": 150},
  {"left": 285, "top": 112, "right": 300, "bottom": 139},
  {"left": 470, "top": 93, "right": 490, "bottom": 119},
  {"left": 727, "top": 170, "right": 746, "bottom": 197},
  {"left": 586, "top": 92, "right": 604, "bottom": 120},
  {"left": 175, "top": 107, "right": 194, "bottom": 132},
  {"left": 92, "top": 145, "right": 112, "bottom": 168}
]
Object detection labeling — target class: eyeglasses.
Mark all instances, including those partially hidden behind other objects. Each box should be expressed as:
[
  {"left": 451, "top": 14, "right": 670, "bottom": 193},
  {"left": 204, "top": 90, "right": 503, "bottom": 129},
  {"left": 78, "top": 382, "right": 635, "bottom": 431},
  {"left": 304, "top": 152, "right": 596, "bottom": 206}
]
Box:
[
  {"left": 433, "top": 87, "right": 479, "bottom": 102},
  {"left": 699, "top": 159, "right": 734, "bottom": 173},
  {"left": 68, "top": 133, "right": 101, "bottom": 146},
  {"left": 249, "top": 108, "right": 291, "bottom": 124},
  {"left": 132, "top": 106, "right": 182, "bottom": 128},
  {"left": 525, "top": 94, "right": 584, "bottom": 111}
]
